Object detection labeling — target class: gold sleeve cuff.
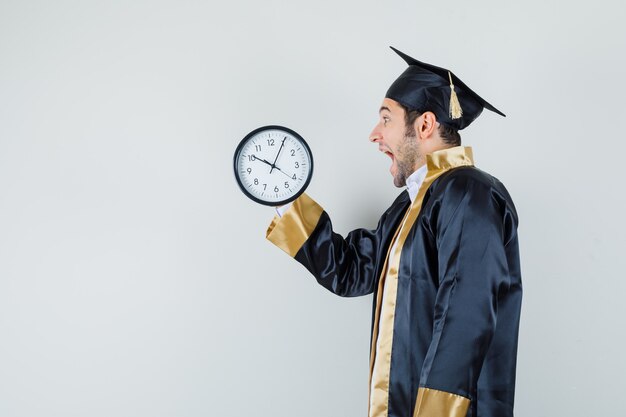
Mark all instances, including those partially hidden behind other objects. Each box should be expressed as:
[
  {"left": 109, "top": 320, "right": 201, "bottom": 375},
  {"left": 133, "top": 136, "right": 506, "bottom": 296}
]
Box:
[
  {"left": 266, "top": 193, "right": 324, "bottom": 257},
  {"left": 413, "top": 387, "right": 470, "bottom": 417}
]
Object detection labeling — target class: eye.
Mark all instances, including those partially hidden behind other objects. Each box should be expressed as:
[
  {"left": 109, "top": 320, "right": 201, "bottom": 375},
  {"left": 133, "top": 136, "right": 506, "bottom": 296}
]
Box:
[{"left": 383, "top": 116, "right": 390, "bottom": 126}]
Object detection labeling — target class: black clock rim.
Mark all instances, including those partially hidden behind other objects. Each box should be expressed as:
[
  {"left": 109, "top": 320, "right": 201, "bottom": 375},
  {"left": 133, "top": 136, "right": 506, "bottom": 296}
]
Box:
[{"left": 233, "top": 125, "right": 314, "bottom": 207}]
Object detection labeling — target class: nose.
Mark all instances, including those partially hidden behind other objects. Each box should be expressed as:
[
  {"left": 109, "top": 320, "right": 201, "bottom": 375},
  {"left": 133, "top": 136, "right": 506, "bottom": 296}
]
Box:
[{"left": 369, "top": 124, "right": 382, "bottom": 143}]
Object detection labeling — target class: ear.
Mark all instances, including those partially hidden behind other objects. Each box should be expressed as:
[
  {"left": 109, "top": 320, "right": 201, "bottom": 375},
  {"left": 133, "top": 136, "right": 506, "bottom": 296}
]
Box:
[{"left": 415, "top": 111, "right": 438, "bottom": 140}]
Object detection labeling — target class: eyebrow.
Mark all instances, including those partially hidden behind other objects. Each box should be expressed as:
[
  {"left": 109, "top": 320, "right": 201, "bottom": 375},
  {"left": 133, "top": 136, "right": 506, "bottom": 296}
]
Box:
[{"left": 379, "top": 106, "right": 391, "bottom": 114}]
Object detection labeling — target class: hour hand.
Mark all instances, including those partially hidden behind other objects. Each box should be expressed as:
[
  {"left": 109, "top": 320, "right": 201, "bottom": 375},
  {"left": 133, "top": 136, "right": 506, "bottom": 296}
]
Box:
[{"left": 251, "top": 155, "right": 274, "bottom": 168}]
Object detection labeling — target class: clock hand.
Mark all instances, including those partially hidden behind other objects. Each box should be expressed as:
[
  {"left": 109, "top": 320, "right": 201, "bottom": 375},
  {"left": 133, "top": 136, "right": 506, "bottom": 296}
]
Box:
[
  {"left": 251, "top": 155, "right": 274, "bottom": 168},
  {"left": 252, "top": 154, "right": 294, "bottom": 179},
  {"left": 273, "top": 165, "right": 296, "bottom": 180},
  {"left": 269, "top": 137, "right": 286, "bottom": 174}
]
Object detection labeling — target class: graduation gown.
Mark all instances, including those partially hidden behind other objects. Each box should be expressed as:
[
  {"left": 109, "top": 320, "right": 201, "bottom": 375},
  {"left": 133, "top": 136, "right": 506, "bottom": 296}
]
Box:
[{"left": 266, "top": 146, "right": 522, "bottom": 417}]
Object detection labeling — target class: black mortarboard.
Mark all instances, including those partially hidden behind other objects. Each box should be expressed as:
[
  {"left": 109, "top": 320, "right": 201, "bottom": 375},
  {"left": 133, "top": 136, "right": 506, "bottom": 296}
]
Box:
[{"left": 385, "top": 46, "right": 505, "bottom": 130}]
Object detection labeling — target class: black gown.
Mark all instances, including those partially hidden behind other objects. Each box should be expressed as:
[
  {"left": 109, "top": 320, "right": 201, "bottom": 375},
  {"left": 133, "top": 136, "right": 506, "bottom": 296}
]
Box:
[{"left": 266, "top": 146, "right": 522, "bottom": 417}]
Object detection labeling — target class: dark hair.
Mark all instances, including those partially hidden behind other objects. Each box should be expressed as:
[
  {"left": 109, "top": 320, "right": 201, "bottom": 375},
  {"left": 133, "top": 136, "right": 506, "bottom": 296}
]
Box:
[{"left": 400, "top": 104, "right": 461, "bottom": 146}]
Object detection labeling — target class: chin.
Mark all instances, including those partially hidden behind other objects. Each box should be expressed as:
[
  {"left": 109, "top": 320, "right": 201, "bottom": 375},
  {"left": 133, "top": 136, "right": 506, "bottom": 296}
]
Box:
[{"left": 393, "top": 175, "right": 406, "bottom": 188}]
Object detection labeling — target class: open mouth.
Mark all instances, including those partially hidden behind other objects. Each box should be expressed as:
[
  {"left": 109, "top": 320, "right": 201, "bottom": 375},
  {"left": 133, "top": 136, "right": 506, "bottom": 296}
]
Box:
[
  {"left": 379, "top": 146, "right": 394, "bottom": 158},
  {"left": 379, "top": 148, "right": 396, "bottom": 175}
]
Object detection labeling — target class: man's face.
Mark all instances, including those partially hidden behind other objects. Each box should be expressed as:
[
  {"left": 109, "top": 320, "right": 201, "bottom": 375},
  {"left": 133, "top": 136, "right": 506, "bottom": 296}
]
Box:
[{"left": 369, "top": 98, "right": 421, "bottom": 187}]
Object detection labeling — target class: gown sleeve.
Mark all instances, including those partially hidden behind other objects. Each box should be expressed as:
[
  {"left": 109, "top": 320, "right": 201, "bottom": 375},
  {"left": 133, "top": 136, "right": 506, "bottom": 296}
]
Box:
[
  {"left": 266, "top": 193, "right": 398, "bottom": 297},
  {"left": 413, "top": 174, "right": 518, "bottom": 417}
]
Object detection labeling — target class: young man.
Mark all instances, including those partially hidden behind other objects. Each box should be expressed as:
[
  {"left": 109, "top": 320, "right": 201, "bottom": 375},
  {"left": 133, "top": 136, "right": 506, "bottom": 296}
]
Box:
[{"left": 266, "top": 47, "right": 522, "bottom": 417}]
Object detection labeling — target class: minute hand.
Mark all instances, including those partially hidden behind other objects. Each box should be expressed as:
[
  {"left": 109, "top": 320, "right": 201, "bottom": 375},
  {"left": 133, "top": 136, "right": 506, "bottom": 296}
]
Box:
[{"left": 269, "top": 137, "right": 286, "bottom": 174}]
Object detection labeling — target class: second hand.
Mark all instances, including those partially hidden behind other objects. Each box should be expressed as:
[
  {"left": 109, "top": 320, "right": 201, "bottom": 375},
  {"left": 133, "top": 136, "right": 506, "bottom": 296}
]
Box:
[{"left": 273, "top": 165, "right": 296, "bottom": 180}]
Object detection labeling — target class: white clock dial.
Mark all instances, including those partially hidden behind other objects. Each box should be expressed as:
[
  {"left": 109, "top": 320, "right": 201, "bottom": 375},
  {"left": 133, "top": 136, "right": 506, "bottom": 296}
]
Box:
[{"left": 234, "top": 126, "right": 313, "bottom": 206}]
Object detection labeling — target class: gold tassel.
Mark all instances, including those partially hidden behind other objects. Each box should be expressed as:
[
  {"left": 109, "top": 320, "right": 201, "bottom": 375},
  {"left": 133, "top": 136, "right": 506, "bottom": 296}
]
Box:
[{"left": 448, "top": 71, "right": 463, "bottom": 120}]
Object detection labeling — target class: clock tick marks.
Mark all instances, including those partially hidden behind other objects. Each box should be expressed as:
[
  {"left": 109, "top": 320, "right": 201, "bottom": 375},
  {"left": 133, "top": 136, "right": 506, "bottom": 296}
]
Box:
[{"left": 235, "top": 126, "right": 312, "bottom": 206}]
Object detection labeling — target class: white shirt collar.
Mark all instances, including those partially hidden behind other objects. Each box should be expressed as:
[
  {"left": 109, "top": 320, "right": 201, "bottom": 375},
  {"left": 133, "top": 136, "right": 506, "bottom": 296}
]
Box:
[{"left": 405, "top": 164, "right": 428, "bottom": 203}]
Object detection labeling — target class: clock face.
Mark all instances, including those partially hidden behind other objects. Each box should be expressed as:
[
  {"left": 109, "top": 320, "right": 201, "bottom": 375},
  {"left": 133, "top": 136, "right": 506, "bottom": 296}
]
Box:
[{"left": 233, "top": 126, "right": 313, "bottom": 206}]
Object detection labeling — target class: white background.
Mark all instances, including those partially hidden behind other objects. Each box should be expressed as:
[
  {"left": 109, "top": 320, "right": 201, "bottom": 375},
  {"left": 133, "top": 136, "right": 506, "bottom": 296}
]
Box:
[{"left": 1, "top": 1, "right": 625, "bottom": 416}]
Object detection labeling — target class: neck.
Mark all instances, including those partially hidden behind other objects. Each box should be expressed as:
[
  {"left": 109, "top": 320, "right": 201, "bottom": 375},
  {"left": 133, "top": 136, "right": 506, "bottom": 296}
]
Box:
[
  {"left": 411, "top": 142, "right": 454, "bottom": 173},
  {"left": 425, "top": 142, "right": 455, "bottom": 154}
]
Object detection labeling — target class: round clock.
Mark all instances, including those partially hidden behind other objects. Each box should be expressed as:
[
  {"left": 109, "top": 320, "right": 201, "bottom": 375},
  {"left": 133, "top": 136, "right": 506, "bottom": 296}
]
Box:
[{"left": 233, "top": 125, "right": 313, "bottom": 206}]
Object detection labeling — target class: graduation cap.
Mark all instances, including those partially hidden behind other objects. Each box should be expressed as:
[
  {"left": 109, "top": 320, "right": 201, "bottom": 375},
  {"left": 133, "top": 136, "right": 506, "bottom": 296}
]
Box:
[{"left": 385, "top": 46, "right": 505, "bottom": 130}]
